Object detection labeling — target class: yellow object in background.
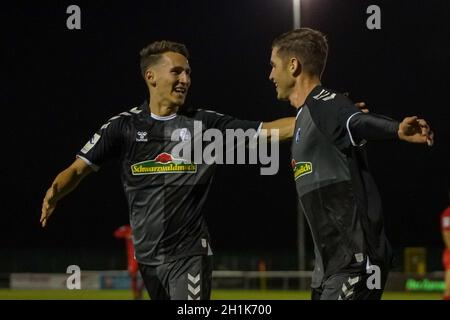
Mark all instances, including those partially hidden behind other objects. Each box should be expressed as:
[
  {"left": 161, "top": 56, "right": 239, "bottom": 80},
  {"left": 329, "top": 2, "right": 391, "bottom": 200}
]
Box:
[{"left": 404, "top": 247, "right": 427, "bottom": 275}]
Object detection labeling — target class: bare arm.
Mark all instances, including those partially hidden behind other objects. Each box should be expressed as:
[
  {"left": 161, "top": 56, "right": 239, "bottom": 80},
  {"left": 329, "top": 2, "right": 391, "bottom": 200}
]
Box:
[
  {"left": 261, "top": 117, "right": 295, "bottom": 141},
  {"left": 40, "top": 158, "right": 93, "bottom": 227}
]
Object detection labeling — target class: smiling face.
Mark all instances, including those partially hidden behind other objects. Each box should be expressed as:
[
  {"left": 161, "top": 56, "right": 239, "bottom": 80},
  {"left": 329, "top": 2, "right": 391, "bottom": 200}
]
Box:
[
  {"left": 269, "top": 47, "right": 295, "bottom": 101},
  {"left": 146, "top": 51, "right": 191, "bottom": 108}
]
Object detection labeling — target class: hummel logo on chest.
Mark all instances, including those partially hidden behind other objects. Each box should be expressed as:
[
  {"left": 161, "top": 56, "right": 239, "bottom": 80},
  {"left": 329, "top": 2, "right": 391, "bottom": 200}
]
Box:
[{"left": 136, "top": 131, "right": 148, "bottom": 142}]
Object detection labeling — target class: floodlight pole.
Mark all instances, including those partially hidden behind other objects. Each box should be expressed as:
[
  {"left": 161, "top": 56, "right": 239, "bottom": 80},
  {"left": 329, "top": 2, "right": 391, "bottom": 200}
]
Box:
[
  {"left": 293, "top": 0, "right": 307, "bottom": 286},
  {"left": 293, "top": 0, "right": 301, "bottom": 29}
]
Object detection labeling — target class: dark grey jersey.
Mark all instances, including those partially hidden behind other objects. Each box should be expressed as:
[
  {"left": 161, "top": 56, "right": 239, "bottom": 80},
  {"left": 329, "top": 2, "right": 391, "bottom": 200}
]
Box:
[
  {"left": 292, "top": 85, "right": 394, "bottom": 287},
  {"left": 77, "top": 102, "right": 261, "bottom": 265}
]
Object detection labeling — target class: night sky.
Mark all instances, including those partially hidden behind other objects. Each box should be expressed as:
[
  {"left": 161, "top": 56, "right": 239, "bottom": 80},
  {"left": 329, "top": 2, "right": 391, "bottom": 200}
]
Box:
[{"left": 2, "top": 1, "right": 449, "bottom": 270}]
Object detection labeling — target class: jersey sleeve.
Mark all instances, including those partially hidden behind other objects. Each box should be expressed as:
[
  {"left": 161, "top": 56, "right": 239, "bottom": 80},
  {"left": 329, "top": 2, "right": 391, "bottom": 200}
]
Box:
[
  {"left": 193, "top": 109, "right": 262, "bottom": 133},
  {"left": 308, "top": 94, "right": 361, "bottom": 150},
  {"left": 308, "top": 92, "right": 400, "bottom": 150},
  {"left": 76, "top": 116, "right": 125, "bottom": 171},
  {"left": 347, "top": 113, "right": 400, "bottom": 143}
]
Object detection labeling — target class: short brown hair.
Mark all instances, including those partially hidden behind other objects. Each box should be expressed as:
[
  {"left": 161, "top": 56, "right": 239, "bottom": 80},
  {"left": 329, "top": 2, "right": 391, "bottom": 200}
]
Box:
[
  {"left": 272, "top": 28, "right": 328, "bottom": 78},
  {"left": 139, "top": 40, "right": 189, "bottom": 78}
]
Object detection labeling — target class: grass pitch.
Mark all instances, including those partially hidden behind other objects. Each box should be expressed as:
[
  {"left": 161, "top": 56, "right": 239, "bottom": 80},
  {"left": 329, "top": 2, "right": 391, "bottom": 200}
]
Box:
[{"left": 0, "top": 289, "right": 443, "bottom": 300}]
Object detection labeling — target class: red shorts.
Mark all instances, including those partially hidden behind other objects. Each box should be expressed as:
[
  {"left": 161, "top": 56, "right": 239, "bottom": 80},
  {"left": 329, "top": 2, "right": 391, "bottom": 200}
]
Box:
[{"left": 443, "top": 249, "right": 450, "bottom": 270}]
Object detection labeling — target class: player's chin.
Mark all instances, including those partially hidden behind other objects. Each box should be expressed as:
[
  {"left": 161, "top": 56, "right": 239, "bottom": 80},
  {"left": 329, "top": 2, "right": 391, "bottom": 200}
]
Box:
[
  {"left": 172, "top": 96, "right": 186, "bottom": 106},
  {"left": 277, "top": 91, "right": 288, "bottom": 101},
  {"left": 275, "top": 90, "right": 281, "bottom": 100}
]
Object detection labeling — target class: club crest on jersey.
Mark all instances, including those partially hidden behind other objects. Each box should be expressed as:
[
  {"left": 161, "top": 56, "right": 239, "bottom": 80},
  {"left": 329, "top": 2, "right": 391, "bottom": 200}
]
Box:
[
  {"left": 131, "top": 153, "right": 197, "bottom": 175},
  {"left": 179, "top": 128, "right": 191, "bottom": 141},
  {"left": 295, "top": 128, "right": 301, "bottom": 143},
  {"left": 291, "top": 160, "right": 313, "bottom": 180},
  {"left": 136, "top": 131, "right": 148, "bottom": 142}
]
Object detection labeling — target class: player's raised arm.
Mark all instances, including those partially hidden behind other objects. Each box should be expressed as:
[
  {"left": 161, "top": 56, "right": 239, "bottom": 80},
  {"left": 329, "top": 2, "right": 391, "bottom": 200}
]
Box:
[{"left": 40, "top": 158, "right": 93, "bottom": 228}]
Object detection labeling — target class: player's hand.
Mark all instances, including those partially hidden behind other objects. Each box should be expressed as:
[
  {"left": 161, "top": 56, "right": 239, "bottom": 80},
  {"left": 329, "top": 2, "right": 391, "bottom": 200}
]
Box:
[
  {"left": 41, "top": 184, "right": 58, "bottom": 228},
  {"left": 398, "top": 116, "right": 434, "bottom": 146},
  {"left": 355, "top": 102, "right": 369, "bottom": 113},
  {"left": 343, "top": 91, "right": 369, "bottom": 113}
]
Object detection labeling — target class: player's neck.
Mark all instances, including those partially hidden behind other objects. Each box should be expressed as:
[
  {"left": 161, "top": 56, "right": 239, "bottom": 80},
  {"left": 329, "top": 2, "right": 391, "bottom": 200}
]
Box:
[
  {"left": 289, "top": 77, "right": 321, "bottom": 109},
  {"left": 148, "top": 99, "right": 179, "bottom": 117}
]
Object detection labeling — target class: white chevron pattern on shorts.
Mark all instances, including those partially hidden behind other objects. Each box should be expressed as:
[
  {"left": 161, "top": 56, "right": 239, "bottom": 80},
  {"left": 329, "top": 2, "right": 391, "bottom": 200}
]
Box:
[
  {"left": 188, "top": 284, "right": 200, "bottom": 295},
  {"left": 187, "top": 273, "right": 201, "bottom": 300},
  {"left": 188, "top": 273, "right": 200, "bottom": 284},
  {"left": 348, "top": 276, "right": 359, "bottom": 286},
  {"left": 338, "top": 275, "right": 360, "bottom": 300}
]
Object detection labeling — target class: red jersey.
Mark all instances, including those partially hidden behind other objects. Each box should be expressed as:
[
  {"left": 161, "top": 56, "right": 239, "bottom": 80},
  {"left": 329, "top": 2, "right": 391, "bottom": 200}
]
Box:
[
  {"left": 441, "top": 206, "right": 450, "bottom": 270},
  {"left": 114, "top": 225, "right": 138, "bottom": 273}
]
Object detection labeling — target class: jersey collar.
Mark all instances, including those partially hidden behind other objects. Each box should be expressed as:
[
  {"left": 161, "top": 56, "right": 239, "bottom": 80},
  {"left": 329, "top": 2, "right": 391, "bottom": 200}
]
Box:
[
  {"left": 140, "top": 101, "right": 178, "bottom": 121},
  {"left": 296, "top": 84, "right": 323, "bottom": 110},
  {"left": 150, "top": 113, "right": 177, "bottom": 121}
]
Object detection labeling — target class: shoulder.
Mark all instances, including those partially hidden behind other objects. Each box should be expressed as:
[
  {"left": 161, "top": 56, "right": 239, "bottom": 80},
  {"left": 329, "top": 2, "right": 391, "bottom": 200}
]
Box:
[
  {"left": 307, "top": 87, "right": 356, "bottom": 113},
  {"left": 306, "top": 87, "right": 362, "bottom": 128},
  {"left": 100, "top": 105, "right": 145, "bottom": 131},
  {"left": 179, "top": 107, "right": 225, "bottom": 119},
  {"left": 178, "top": 107, "right": 229, "bottom": 128}
]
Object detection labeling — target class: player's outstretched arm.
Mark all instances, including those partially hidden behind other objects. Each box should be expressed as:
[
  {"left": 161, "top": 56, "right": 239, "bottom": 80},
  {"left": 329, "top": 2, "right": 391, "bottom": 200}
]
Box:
[
  {"left": 40, "top": 158, "right": 93, "bottom": 227},
  {"left": 261, "top": 102, "right": 369, "bottom": 141},
  {"left": 398, "top": 116, "right": 434, "bottom": 146},
  {"left": 261, "top": 117, "right": 295, "bottom": 141},
  {"left": 348, "top": 112, "right": 433, "bottom": 147}
]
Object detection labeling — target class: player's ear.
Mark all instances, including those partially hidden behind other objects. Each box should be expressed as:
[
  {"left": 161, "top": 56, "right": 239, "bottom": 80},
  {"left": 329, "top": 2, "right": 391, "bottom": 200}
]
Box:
[
  {"left": 145, "top": 68, "right": 156, "bottom": 87},
  {"left": 290, "top": 57, "right": 302, "bottom": 77}
]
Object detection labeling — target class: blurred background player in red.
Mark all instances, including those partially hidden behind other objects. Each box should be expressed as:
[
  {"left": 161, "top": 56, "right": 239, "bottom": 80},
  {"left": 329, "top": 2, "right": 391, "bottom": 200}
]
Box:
[
  {"left": 114, "top": 225, "right": 144, "bottom": 300},
  {"left": 441, "top": 186, "right": 450, "bottom": 300}
]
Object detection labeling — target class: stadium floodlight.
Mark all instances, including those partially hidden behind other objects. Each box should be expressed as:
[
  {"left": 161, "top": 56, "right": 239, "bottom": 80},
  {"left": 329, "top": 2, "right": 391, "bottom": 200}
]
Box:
[
  {"left": 293, "top": 0, "right": 307, "bottom": 278},
  {"left": 293, "top": 0, "right": 301, "bottom": 28}
]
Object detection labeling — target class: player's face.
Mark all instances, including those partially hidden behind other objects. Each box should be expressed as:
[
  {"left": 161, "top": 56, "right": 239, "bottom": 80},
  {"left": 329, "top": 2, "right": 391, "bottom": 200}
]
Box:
[
  {"left": 151, "top": 52, "right": 191, "bottom": 107},
  {"left": 269, "top": 47, "right": 294, "bottom": 101}
]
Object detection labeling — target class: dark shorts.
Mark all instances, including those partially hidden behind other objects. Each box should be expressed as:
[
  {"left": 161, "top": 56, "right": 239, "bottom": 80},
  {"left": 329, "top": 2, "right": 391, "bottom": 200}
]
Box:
[
  {"left": 139, "top": 255, "right": 213, "bottom": 300},
  {"left": 311, "top": 267, "right": 389, "bottom": 300}
]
